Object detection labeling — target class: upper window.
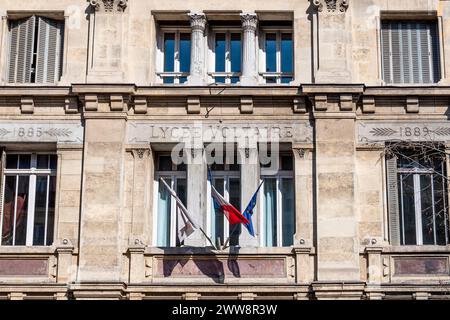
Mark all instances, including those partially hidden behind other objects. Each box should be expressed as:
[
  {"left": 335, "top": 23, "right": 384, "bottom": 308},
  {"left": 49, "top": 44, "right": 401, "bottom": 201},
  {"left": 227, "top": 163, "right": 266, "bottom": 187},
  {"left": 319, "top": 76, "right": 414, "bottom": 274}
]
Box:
[
  {"left": 381, "top": 20, "right": 441, "bottom": 84},
  {"left": 158, "top": 30, "right": 191, "bottom": 84},
  {"left": 260, "top": 31, "right": 293, "bottom": 84},
  {"left": 7, "top": 15, "right": 64, "bottom": 84},
  {"left": 387, "top": 146, "right": 449, "bottom": 246},
  {"left": 1, "top": 153, "right": 57, "bottom": 246},
  {"left": 210, "top": 31, "right": 242, "bottom": 84},
  {"left": 260, "top": 153, "right": 295, "bottom": 247}
]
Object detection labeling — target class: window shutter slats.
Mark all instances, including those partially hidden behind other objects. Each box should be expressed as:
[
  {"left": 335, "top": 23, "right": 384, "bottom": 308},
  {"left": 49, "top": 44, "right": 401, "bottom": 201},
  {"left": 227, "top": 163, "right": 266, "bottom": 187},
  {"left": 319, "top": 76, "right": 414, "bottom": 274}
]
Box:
[
  {"left": 381, "top": 22, "right": 392, "bottom": 84},
  {"left": 386, "top": 155, "right": 401, "bottom": 246},
  {"left": 0, "top": 149, "right": 5, "bottom": 244},
  {"left": 36, "top": 17, "right": 64, "bottom": 84},
  {"left": 8, "top": 16, "right": 35, "bottom": 83}
]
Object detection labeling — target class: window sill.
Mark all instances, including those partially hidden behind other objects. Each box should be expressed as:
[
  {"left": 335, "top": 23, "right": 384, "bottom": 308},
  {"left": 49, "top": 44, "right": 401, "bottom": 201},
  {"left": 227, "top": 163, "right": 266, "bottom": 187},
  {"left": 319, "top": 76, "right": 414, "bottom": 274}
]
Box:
[
  {"left": 382, "top": 245, "right": 450, "bottom": 254},
  {"left": 0, "top": 246, "right": 56, "bottom": 255},
  {"left": 145, "top": 246, "right": 297, "bottom": 255}
]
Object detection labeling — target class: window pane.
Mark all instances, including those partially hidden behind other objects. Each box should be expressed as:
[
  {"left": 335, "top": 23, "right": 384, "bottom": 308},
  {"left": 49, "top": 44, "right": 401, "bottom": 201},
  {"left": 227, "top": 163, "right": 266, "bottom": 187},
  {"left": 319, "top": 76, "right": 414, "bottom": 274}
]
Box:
[
  {"left": 37, "top": 155, "right": 49, "bottom": 169},
  {"left": 265, "top": 77, "right": 276, "bottom": 84},
  {"left": 164, "top": 33, "right": 175, "bottom": 72},
  {"left": 18, "top": 154, "right": 31, "bottom": 169},
  {"left": 265, "top": 33, "right": 277, "bottom": 73},
  {"left": 229, "top": 178, "right": 241, "bottom": 246},
  {"left": 264, "top": 178, "right": 277, "bottom": 247},
  {"left": 281, "top": 76, "right": 293, "bottom": 84},
  {"left": 46, "top": 176, "right": 56, "bottom": 246},
  {"left": 163, "top": 77, "right": 174, "bottom": 84},
  {"left": 230, "top": 33, "right": 241, "bottom": 73},
  {"left": 158, "top": 156, "right": 173, "bottom": 171},
  {"left": 433, "top": 175, "right": 448, "bottom": 245},
  {"left": 215, "top": 77, "right": 225, "bottom": 83},
  {"left": 33, "top": 176, "right": 48, "bottom": 245},
  {"left": 212, "top": 178, "right": 225, "bottom": 247},
  {"left": 400, "top": 174, "right": 417, "bottom": 245},
  {"left": 49, "top": 155, "right": 57, "bottom": 170},
  {"left": 179, "top": 33, "right": 191, "bottom": 73},
  {"left": 6, "top": 154, "right": 18, "bottom": 169},
  {"left": 157, "top": 178, "right": 172, "bottom": 247},
  {"left": 1, "top": 176, "right": 17, "bottom": 245},
  {"left": 179, "top": 76, "right": 187, "bottom": 84},
  {"left": 281, "top": 155, "right": 293, "bottom": 171},
  {"left": 230, "top": 76, "right": 239, "bottom": 84},
  {"left": 215, "top": 33, "right": 226, "bottom": 73},
  {"left": 420, "top": 175, "right": 435, "bottom": 245},
  {"left": 13, "top": 175, "right": 29, "bottom": 245},
  {"left": 281, "top": 178, "right": 295, "bottom": 246},
  {"left": 281, "top": 33, "right": 293, "bottom": 73},
  {"left": 175, "top": 178, "right": 187, "bottom": 246}
]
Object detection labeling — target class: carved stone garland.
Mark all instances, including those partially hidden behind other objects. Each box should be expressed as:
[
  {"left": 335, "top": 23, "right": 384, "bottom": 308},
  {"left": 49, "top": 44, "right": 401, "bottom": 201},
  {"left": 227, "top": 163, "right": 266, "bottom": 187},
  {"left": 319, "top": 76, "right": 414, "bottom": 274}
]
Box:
[
  {"left": 89, "top": 0, "right": 128, "bottom": 12},
  {"left": 313, "top": 0, "right": 349, "bottom": 13}
]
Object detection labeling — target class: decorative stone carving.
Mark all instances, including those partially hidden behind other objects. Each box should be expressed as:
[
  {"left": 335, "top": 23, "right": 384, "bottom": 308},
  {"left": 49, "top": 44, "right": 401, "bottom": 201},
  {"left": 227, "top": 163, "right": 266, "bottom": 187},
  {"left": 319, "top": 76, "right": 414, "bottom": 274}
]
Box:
[
  {"left": 313, "top": 0, "right": 349, "bottom": 13},
  {"left": 89, "top": 0, "right": 128, "bottom": 13},
  {"left": 240, "top": 13, "right": 258, "bottom": 32}
]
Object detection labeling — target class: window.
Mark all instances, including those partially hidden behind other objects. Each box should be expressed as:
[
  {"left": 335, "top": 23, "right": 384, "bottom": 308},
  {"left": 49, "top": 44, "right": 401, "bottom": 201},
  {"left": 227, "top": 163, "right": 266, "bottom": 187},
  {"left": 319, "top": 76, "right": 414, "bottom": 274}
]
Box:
[
  {"left": 1, "top": 153, "right": 57, "bottom": 246},
  {"left": 209, "top": 151, "right": 241, "bottom": 247},
  {"left": 154, "top": 154, "right": 187, "bottom": 247},
  {"left": 210, "top": 31, "right": 242, "bottom": 84},
  {"left": 381, "top": 20, "right": 441, "bottom": 84},
  {"left": 261, "top": 31, "right": 293, "bottom": 84},
  {"left": 387, "top": 147, "right": 449, "bottom": 246},
  {"left": 8, "top": 15, "right": 64, "bottom": 84},
  {"left": 157, "top": 30, "right": 191, "bottom": 84},
  {"left": 260, "top": 153, "right": 295, "bottom": 247}
]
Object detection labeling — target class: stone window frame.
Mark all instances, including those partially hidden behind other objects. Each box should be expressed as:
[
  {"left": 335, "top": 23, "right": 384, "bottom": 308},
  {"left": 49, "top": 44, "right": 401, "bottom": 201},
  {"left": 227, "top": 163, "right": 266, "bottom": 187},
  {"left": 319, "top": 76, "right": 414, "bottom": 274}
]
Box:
[
  {"left": 155, "top": 26, "right": 192, "bottom": 85},
  {"left": 377, "top": 10, "right": 445, "bottom": 86},
  {"left": 258, "top": 26, "right": 294, "bottom": 85},
  {"left": 207, "top": 26, "right": 243, "bottom": 85},
  {"left": 0, "top": 151, "right": 58, "bottom": 247},
  {"left": 0, "top": 10, "right": 68, "bottom": 86}
]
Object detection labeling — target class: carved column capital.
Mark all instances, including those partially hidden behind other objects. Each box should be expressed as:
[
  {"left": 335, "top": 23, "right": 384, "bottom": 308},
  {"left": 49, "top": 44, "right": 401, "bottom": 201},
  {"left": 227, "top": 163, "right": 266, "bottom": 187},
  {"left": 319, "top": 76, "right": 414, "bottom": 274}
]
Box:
[
  {"left": 88, "top": 0, "right": 128, "bottom": 13},
  {"left": 188, "top": 13, "right": 207, "bottom": 32},
  {"left": 312, "top": 0, "right": 349, "bottom": 14},
  {"left": 240, "top": 13, "right": 258, "bottom": 32}
]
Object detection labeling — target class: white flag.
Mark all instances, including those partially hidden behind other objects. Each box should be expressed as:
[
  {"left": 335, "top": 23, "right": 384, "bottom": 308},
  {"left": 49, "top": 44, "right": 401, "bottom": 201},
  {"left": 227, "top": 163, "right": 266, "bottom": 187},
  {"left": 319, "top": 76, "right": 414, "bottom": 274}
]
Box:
[{"left": 160, "top": 178, "right": 198, "bottom": 243}]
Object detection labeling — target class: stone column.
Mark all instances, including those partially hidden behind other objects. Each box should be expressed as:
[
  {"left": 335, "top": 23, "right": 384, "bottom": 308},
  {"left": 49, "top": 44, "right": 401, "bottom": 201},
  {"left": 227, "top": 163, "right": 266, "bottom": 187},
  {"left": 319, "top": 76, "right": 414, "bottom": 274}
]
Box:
[
  {"left": 240, "top": 13, "right": 258, "bottom": 86},
  {"left": 185, "top": 147, "right": 207, "bottom": 246},
  {"left": 188, "top": 13, "right": 207, "bottom": 86},
  {"left": 312, "top": 0, "right": 351, "bottom": 83},
  {"left": 238, "top": 145, "right": 259, "bottom": 246}
]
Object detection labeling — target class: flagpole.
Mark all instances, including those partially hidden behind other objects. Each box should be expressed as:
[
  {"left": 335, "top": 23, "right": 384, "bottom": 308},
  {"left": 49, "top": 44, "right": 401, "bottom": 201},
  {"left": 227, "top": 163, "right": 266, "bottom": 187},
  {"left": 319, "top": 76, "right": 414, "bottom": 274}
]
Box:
[{"left": 159, "top": 178, "right": 218, "bottom": 251}]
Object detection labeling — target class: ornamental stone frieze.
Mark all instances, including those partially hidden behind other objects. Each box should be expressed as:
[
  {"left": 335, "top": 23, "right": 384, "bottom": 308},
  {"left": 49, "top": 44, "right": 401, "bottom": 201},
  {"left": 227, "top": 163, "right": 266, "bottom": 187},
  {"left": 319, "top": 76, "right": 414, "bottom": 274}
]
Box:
[
  {"left": 312, "top": 0, "right": 349, "bottom": 13},
  {"left": 88, "top": 0, "right": 128, "bottom": 13}
]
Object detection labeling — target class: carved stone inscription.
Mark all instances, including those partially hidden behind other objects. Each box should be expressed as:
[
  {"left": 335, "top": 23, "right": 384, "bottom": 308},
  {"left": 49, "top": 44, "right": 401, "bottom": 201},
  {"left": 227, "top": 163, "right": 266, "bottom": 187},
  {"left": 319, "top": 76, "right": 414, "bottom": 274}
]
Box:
[
  {"left": 358, "top": 121, "right": 450, "bottom": 143},
  {"left": 0, "top": 122, "right": 84, "bottom": 144}
]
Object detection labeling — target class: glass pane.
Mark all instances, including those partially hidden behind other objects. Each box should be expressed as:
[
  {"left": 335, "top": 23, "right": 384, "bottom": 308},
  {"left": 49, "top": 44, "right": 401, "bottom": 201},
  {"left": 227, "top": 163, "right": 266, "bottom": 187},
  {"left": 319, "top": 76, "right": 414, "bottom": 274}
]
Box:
[
  {"left": 33, "top": 176, "right": 48, "bottom": 245},
  {"left": 18, "top": 154, "right": 31, "bottom": 169},
  {"left": 179, "top": 76, "right": 187, "bottom": 84},
  {"left": 281, "top": 33, "right": 293, "bottom": 73},
  {"left": 230, "top": 76, "right": 239, "bottom": 84},
  {"left": 215, "top": 33, "right": 226, "bottom": 73},
  {"left": 179, "top": 33, "right": 191, "bottom": 73},
  {"left": 265, "top": 77, "right": 276, "bottom": 84},
  {"left": 157, "top": 178, "right": 172, "bottom": 247},
  {"left": 281, "top": 77, "right": 293, "bottom": 84},
  {"left": 264, "top": 178, "right": 277, "bottom": 247},
  {"left": 163, "top": 77, "right": 174, "bottom": 84},
  {"left": 433, "top": 174, "right": 448, "bottom": 245},
  {"left": 230, "top": 33, "right": 241, "bottom": 73},
  {"left": 213, "top": 178, "right": 225, "bottom": 247},
  {"left": 281, "top": 178, "right": 295, "bottom": 246},
  {"left": 164, "top": 33, "right": 175, "bottom": 72},
  {"left": 420, "top": 175, "right": 435, "bottom": 245},
  {"left": 176, "top": 178, "right": 187, "bottom": 246},
  {"left": 37, "top": 155, "right": 49, "bottom": 169},
  {"left": 265, "top": 33, "right": 277, "bottom": 73},
  {"left": 6, "top": 154, "right": 18, "bottom": 169},
  {"left": 1, "top": 176, "right": 17, "bottom": 245},
  {"left": 13, "top": 175, "right": 30, "bottom": 245},
  {"left": 229, "top": 178, "right": 241, "bottom": 246},
  {"left": 49, "top": 155, "right": 57, "bottom": 170},
  {"left": 400, "top": 174, "right": 416, "bottom": 245},
  {"left": 281, "top": 155, "right": 293, "bottom": 171},
  {"left": 215, "top": 77, "right": 225, "bottom": 83},
  {"left": 46, "top": 176, "right": 56, "bottom": 246},
  {"left": 158, "top": 156, "right": 173, "bottom": 171}
]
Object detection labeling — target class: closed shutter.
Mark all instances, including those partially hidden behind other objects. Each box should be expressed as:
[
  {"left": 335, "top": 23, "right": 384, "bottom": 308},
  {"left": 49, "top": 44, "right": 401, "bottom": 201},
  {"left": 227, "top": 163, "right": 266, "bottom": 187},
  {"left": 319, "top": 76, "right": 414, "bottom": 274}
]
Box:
[
  {"left": 0, "top": 149, "right": 5, "bottom": 243},
  {"left": 35, "top": 17, "right": 64, "bottom": 84},
  {"left": 7, "top": 16, "right": 36, "bottom": 83},
  {"left": 386, "top": 155, "right": 401, "bottom": 246},
  {"left": 381, "top": 21, "right": 440, "bottom": 84}
]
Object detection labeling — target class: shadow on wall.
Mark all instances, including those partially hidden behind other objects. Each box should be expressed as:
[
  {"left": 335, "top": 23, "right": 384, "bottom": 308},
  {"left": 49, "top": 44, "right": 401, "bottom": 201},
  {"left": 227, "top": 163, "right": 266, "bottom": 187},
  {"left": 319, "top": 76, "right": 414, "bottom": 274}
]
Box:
[{"left": 161, "top": 246, "right": 241, "bottom": 284}]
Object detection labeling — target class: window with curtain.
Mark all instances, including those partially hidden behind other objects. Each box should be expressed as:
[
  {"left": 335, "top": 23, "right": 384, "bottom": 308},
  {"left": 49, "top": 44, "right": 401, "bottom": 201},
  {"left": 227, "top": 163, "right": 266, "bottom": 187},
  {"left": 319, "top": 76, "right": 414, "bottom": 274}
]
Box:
[
  {"left": 8, "top": 16, "right": 64, "bottom": 84},
  {"left": 210, "top": 30, "right": 242, "bottom": 84},
  {"left": 381, "top": 20, "right": 441, "bottom": 84},
  {"left": 154, "top": 154, "right": 187, "bottom": 247},
  {"left": 209, "top": 151, "right": 241, "bottom": 247},
  {"left": 386, "top": 147, "right": 449, "bottom": 246},
  {"left": 261, "top": 153, "right": 295, "bottom": 247},
  {"left": 260, "top": 30, "right": 293, "bottom": 84},
  {"left": 157, "top": 30, "right": 191, "bottom": 84},
  {"left": 1, "top": 153, "right": 57, "bottom": 246}
]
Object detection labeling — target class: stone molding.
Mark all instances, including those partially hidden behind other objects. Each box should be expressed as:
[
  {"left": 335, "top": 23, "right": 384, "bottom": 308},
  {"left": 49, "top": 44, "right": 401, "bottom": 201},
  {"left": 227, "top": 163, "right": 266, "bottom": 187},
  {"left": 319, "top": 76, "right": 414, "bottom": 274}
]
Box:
[
  {"left": 312, "top": 0, "right": 349, "bottom": 14},
  {"left": 88, "top": 0, "right": 128, "bottom": 13}
]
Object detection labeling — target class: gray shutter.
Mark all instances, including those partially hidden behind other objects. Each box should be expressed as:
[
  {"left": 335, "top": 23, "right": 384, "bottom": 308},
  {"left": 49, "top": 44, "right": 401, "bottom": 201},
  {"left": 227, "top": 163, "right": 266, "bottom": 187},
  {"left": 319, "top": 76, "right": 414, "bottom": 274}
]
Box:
[
  {"left": 0, "top": 149, "right": 5, "bottom": 244},
  {"left": 381, "top": 21, "right": 440, "bottom": 84},
  {"left": 36, "top": 17, "right": 64, "bottom": 84},
  {"left": 386, "top": 155, "right": 401, "bottom": 246},
  {"left": 7, "top": 16, "right": 36, "bottom": 83}
]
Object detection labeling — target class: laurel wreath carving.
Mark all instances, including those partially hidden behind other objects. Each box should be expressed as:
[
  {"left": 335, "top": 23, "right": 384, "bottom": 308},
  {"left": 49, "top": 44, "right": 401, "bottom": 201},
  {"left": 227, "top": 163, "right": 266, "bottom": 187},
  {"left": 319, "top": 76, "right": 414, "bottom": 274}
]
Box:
[
  {"left": 44, "top": 128, "right": 72, "bottom": 137},
  {"left": 369, "top": 128, "right": 398, "bottom": 137},
  {"left": 0, "top": 128, "right": 11, "bottom": 137}
]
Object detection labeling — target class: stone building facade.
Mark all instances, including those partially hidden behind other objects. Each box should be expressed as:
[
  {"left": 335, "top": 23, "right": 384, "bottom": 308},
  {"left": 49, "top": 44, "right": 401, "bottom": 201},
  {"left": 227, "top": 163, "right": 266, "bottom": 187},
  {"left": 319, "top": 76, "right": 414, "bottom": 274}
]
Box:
[{"left": 0, "top": 0, "right": 449, "bottom": 300}]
